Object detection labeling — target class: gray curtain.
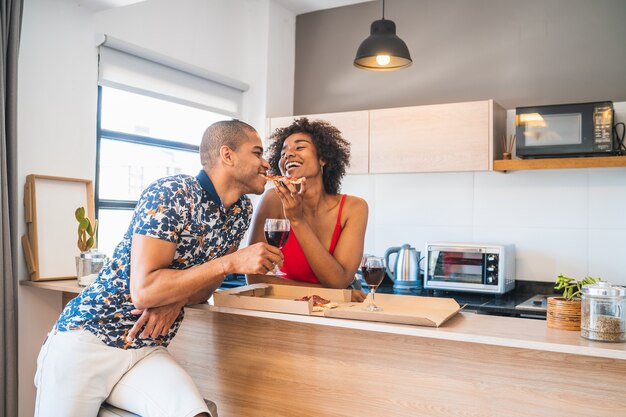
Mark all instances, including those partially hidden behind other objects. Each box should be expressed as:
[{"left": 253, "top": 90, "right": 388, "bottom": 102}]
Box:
[{"left": 1, "top": 0, "right": 23, "bottom": 415}]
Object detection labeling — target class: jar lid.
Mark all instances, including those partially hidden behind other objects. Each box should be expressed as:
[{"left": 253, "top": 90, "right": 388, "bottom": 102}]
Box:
[
  {"left": 79, "top": 249, "right": 107, "bottom": 260},
  {"left": 582, "top": 281, "right": 626, "bottom": 297}
]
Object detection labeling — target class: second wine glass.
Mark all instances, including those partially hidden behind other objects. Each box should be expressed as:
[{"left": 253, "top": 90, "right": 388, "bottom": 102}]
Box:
[
  {"left": 264, "top": 218, "right": 290, "bottom": 276},
  {"left": 361, "top": 255, "right": 385, "bottom": 311}
]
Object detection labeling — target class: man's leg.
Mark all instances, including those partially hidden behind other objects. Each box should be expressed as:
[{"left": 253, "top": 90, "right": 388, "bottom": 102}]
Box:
[
  {"left": 34, "top": 329, "right": 132, "bottom": 417},
  {"left": 105, "top": 346, "right": 211, "bottom": 417}
]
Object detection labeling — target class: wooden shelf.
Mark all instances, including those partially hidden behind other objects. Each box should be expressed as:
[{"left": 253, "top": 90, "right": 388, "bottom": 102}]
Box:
[
  {"left": 493, "top": 155, "right": 626, "bottom": 171},
  {"left": 20, "top": 279, "right": 82, "bottom": 294}
]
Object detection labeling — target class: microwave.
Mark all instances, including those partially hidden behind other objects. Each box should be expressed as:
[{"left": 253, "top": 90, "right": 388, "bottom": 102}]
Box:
[
  {"left": 515, "top": 101, "right": 614, "bottom": 158},
  {"left": 424, "top": 243, "right": 515, "bottom": 294}
]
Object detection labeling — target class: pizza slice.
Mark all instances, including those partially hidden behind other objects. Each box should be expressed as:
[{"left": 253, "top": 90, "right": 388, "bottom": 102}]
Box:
[
  {"left": 296, "top": 295, "right": 339, "bottom": 312},
  {"left": 263, "top": 174, "right": 306, "bottom": 185},
  {"left": 296, "top": 295, "right": 329, "bottom": 305},
  {"left": 312, "top": 302, "right": 339, "bottom": 312}
]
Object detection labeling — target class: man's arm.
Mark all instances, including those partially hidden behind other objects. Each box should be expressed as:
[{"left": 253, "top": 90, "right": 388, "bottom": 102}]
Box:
[
  {"left": 127, "top": 245, "right": 240, "bottom": 341},
  {"left": 129, "top": 235, "right": 282, "bottom": 309},
  {"left": 186, "top": 246, "right": 239, "bottom": 305}
]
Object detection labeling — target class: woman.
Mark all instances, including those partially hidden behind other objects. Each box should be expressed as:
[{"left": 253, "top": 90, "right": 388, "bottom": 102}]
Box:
[{"left": 247, "top": 118, "right": 368, "bottom": 298}]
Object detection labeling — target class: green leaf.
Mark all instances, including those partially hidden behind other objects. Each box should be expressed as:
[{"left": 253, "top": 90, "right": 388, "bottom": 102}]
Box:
[
  {"left": 79, "top": 218, "right": 89, "bottom": 230},
  {"left": 86, "top": 237, "right": 94, "bottom": 250},
  {"left": 75, "top": 207, "right": 85, "bottom": 221},
  {"left": 86, "top": 221, "right": 94, "bottom": 235}
]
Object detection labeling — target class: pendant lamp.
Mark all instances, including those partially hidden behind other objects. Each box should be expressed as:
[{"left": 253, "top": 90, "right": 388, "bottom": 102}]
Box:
[{"left": 354, "top": 0, "right": 412, "bottom": 71}]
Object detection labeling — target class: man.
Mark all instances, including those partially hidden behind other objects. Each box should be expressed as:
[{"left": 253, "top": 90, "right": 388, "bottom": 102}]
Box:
[{"left": 34, "top": 120, "right": 282, "bottom": 417}]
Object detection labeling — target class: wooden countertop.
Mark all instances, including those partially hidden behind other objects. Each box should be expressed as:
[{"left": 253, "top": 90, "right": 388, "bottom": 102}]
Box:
[
  {"left": 23, "top": 279, "right": 626, "bottom": 360},
  {"left": 21, "top": 278, "right": 84, "bottom": 293}
]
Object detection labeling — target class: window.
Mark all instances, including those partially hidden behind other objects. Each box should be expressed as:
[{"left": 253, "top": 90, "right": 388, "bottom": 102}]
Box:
[{"left": 96, "top": 86, "right": 231, "bottom": 256}]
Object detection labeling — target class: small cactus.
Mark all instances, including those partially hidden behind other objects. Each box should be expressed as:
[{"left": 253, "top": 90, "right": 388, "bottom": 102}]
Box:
[{"left": 75, "top": 207, "right": 97, "bottom": 252}]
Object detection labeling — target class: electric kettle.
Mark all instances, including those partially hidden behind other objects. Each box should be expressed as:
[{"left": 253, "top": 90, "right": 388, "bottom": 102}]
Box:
[{"left": 384, "top": 244, "right": 421, "bottom": 290}]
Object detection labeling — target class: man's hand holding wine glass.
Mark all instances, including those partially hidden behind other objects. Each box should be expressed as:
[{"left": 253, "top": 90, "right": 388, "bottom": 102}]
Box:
[{"left": 224, "top": 242, "right": 283, "bottom": 276}]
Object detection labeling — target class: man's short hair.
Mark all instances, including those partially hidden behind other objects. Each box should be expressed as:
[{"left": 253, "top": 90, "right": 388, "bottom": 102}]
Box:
[{"left": 200, "top": 120, "right": 257, "bottom": 168}]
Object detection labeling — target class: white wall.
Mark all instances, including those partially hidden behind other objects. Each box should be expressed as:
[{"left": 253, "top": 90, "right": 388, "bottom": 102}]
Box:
[
  {"left": 265, "top": 0, "right": 295, "bottom": 119},
  {"left": 17, "top": 0, "right": 295, "bottom": 415},
  {"left": 17, "top": 1, "right": 97, "bottom": 416}
]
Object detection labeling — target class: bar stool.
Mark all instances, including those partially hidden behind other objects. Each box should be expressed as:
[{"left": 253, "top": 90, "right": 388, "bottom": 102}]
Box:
[{"left": 98, "top": 399, "right": 218, "bottom": 417}]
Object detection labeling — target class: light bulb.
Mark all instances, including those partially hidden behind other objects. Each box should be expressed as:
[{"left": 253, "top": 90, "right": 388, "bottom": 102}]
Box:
[{"left": 375, "top": 55, "right": 391, "bottom": 66}]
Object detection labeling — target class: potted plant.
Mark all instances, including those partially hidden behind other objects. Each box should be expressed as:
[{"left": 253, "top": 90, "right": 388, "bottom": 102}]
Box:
[
  {"left": 547, "top": 274, "right": 601, "bottom": 330},
  {"left": 76, "top": 206, "right": 97, "bottom": 253},
  {"left": 75, "top": 207, "right": 106, "bottom": 286}
]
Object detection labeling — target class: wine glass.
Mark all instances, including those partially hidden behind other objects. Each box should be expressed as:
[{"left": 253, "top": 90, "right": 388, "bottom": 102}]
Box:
[
  {"left": 264, "top": 218, "right": 290, "bottom": 276},
  {"left": 361, "top": 255, "right": 385, "bottom": 311}
]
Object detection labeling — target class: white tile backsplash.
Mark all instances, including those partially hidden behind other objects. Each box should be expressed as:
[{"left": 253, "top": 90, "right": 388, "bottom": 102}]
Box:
[
  {"left": 588, "top": 168, "right": 626, "bottom": 229},
  {"left": 474, "top": 169, "right": 589, "bottom": 228},
  {"left": 588, "top": 228, "right": 626, "bottom": 285},
  {"left": 341, "top": 167, "right": 626, "bottom": 286},
  {"left": 373, "top": 172, "right": 475, "bottom": 226}
]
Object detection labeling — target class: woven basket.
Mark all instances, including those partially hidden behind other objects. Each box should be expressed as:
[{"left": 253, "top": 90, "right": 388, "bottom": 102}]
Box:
[{"left": 547, "top": 297, "right": 581, "bottom": 330}]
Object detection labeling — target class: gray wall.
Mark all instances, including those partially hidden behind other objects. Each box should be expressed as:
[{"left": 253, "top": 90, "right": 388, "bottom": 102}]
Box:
[{"left": 294, "top": 0, "right": 626, "bottom": 114}]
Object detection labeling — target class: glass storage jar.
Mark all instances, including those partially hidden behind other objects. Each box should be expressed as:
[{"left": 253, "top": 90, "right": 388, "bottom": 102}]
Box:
[
  {"left": 76, "top": 249, "right": 107, "bottom": 287},
  {"left": 581, "top": 282, "right": 626, "bottom": 342}
]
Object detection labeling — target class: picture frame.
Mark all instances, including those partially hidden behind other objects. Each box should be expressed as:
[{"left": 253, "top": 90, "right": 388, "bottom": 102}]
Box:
[{"left": 22, "top": 174, "right": 95, "bottom": 281}]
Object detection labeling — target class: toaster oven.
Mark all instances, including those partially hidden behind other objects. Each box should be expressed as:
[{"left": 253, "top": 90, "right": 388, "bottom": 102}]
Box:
[{"left": 424, "top": 243, "right": 515, "bottom": 294}]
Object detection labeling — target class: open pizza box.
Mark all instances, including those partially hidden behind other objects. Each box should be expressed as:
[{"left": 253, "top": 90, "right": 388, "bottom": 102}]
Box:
[
  {"left": 323, "top": 293, "right": 461, "bottom": 327},
  {"left": 213, "top": 283, "right": 352, "bottom": 315}
]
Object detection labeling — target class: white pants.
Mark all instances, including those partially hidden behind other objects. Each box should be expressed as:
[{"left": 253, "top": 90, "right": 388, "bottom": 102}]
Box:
[{"left": 34, "top": 329, "right": 210, "bottom": 417}]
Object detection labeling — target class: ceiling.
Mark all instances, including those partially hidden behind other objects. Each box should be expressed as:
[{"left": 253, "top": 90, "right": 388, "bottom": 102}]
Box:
[
  {"left": 76, "top": 0, "right": 147, "bottom": 11},
  {"left": 77, "top": 0, "right": 374, "bottom": 15},
  {"left": 273, "top": 0, "right": 374, "bottom": 15}
]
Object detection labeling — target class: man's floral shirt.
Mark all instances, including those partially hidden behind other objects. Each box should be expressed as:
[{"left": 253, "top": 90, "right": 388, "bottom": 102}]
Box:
[{"left": 56, "top": 171, "right": 252, "bottom": 349}]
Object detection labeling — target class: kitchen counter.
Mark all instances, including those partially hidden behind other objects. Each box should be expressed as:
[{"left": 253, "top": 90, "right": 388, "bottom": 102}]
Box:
[
  {"left": 200, "top": 303, "right": 626, "bottom": 360},
  {"left": 20, "top": 278, "right": 624, "bottom": 360},
  {"left": 171, "top": 304, "right": 626, "bottom": 417},
  {"left": 23, "top": 279, "right": 626, "bottom": 417}
]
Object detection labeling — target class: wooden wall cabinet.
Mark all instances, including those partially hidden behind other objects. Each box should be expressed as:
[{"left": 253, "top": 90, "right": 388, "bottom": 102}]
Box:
[
  {"left": 268, "top": 100, "right": 506, "bottom": 175},
  {"left": 268, "top": 110, "right": 369, "bottom": 174},
  {"left": 369, "top": 100, "right": 506, "bottom": 173}
]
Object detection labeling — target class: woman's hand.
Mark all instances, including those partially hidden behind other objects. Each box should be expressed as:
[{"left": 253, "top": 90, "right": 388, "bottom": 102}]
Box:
[
  {"left": 126, "top": 301, "right": 185, "bottom": 341},
  {"left": 273, "top": 179, "right": 306, "bottom": 222}
]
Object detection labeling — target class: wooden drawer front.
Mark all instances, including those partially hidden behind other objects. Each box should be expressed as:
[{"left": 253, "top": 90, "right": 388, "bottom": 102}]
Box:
[{"left": 370, "top": 100, "right": 491, "bottom": 173}]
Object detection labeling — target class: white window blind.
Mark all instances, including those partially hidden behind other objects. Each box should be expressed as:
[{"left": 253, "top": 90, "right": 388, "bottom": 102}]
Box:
[{"left": 96, "top": 34, "right": 247, "bottom": 118}]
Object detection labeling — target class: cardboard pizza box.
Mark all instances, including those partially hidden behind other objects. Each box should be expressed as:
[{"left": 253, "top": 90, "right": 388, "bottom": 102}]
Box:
[
  {"left": 213, "top": 283, "right": 352, "bottom": 315},
  {"left": 323, "top": 293, "right": 460, "bottom": 327}
]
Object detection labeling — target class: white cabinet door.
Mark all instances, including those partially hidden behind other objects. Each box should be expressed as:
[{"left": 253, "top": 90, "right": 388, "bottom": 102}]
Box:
[
  {"left": 268, "top": 111, "right": 369, "bottom": 174},
  {"left": 369, "top": 100, "right": 502, "bottom": 173}
]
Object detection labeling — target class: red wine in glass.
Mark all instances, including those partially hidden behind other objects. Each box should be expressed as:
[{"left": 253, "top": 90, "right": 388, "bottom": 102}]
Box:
[
  {"left": 264, "top": 230, "right": 290, "bottom": 248},
  {"left": 264, "top": 218, "right": 290, "bottom": 276},
  {"left": 360, "top": 256, "right": 385, "bottom": 311},
  {"left": 361, "top": 266, "right": 385, "bottom": 290}
]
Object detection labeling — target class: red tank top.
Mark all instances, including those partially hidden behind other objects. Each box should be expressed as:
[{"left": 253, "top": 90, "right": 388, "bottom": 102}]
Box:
[{"left": 279, "top": 195, "right": 347, "bottom": 284}]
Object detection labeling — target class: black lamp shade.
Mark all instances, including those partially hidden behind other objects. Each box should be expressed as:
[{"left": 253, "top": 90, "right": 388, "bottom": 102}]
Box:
[{"left": 354, "top": 19, "right": 412, "bottom": 71}]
